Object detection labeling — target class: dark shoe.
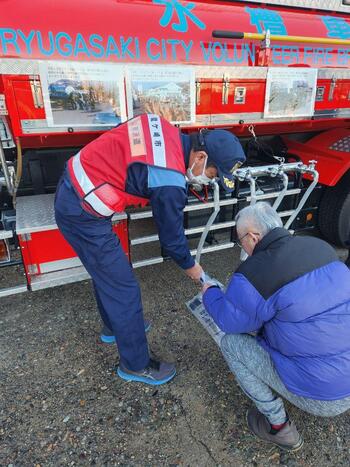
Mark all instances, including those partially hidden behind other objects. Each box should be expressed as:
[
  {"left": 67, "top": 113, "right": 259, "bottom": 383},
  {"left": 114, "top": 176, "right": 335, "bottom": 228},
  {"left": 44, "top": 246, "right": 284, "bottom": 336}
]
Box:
[
  {"left": 117, "top": 358, "right": 176, "bottom": 386},
  {"left": 100, "top": 320, "right": 151, "bottom": 344},
  {"left": 246, "top": 407, "right": 303, "bottom": 452}
]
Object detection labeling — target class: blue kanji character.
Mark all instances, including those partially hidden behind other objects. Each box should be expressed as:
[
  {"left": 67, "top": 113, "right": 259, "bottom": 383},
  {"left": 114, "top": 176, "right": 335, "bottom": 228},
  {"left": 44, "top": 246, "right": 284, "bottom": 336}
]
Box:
[
  {"left": 153, "top": 0, "right": 206, "bottom": 33},
  {"left": 321, "top": 16, "right": 350, "bottom": 39},
  {"left": 245, "top": 7, "right": 287, "bottom": 35}
]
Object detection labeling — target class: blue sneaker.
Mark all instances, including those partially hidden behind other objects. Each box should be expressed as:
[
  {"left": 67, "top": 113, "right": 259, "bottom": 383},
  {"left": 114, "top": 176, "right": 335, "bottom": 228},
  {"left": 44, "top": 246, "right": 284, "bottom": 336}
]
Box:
[
  {"left": 100, "top": 320, "right": 151, "bottom": 344},
  {"left": 117, "top": 358, "right": 176, "bottom": 386}
]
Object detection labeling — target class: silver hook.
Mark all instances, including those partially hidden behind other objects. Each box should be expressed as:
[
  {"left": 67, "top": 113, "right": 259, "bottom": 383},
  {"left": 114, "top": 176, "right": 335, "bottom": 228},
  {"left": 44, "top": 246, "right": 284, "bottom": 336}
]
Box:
[{"left": 248, "top": 125, "right": 257, "bottom": 141}]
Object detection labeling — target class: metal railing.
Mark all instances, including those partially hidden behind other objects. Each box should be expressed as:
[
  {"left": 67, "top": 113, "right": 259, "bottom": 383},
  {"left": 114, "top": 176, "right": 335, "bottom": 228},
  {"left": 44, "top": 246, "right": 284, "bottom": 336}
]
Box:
[{"left": 130, "top": 160, "right": 318, "bottom": 268}]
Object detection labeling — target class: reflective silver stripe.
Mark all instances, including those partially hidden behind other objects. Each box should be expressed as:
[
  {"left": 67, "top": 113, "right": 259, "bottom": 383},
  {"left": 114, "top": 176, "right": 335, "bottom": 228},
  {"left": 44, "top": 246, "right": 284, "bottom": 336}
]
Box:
[
  {"left": 72, "top": 152, "right": 114, "bottom": 216},
  {"left": 72, "top": 152, "right": 94, "bottom": 192},
  {"left": 147, "top": 114, "right": 166, "bottom": 167},
  {"left": 84, "top": 192, "right": 114, "bottom": 216}
]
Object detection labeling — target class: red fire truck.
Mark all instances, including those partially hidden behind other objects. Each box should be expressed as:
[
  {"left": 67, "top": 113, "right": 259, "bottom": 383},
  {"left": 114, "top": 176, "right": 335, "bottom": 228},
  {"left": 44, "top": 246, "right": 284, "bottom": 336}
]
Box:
[{"left": 0, "top": 0, "right": 350, "bottom": 296}]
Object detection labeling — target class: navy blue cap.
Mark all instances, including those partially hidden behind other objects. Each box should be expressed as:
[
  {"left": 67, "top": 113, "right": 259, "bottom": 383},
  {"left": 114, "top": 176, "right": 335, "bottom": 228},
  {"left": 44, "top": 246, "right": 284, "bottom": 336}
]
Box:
[{"left": 203, "top": 130, "right": 246, "bottom": 192}]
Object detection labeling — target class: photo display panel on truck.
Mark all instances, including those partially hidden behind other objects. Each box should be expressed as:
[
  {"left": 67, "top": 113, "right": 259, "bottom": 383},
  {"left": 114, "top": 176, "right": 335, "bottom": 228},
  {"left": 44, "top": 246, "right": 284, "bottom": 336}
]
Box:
[{"left": 0, "top": 0, "right": 349, "bottom": 296}]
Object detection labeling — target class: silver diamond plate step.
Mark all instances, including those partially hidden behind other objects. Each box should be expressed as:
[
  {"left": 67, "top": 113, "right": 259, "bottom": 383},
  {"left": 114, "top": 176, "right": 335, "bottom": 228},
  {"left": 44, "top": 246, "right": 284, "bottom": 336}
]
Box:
[{"left": 16, "top": 194, "right": 126, "bottom": 235}]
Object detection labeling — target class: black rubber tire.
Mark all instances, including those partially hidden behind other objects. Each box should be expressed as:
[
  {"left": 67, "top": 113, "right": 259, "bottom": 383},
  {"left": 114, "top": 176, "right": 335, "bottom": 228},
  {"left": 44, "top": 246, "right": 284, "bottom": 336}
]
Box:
[{"left": 318, "top": 171, "right": 350, "bottom": 247}]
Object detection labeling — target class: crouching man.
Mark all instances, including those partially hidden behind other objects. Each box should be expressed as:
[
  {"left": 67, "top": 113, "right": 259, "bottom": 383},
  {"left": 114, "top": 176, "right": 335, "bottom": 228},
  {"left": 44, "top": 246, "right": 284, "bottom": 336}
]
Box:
[{"left": 202, "top": 202, "right": 350, "bottom": 451}]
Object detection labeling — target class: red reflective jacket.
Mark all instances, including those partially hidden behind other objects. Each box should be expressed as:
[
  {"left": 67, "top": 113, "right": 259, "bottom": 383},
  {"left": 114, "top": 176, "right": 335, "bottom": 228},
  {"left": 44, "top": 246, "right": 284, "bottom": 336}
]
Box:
[{"left": 68, "top": 114, "right": 185, "bottom": 216}]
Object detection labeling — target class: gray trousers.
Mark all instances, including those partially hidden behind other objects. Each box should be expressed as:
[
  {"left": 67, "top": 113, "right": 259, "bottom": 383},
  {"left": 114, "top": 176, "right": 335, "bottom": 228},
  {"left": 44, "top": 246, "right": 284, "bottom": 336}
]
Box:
[{"left": 220, "top": 334, "right": 350, "bottom": 425}]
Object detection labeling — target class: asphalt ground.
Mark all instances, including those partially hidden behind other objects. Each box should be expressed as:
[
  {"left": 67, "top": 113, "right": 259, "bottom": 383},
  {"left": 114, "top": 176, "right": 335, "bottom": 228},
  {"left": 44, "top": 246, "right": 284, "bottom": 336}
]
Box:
[{"left": 1, "top": 240, "right": 350, "bottom": 466}]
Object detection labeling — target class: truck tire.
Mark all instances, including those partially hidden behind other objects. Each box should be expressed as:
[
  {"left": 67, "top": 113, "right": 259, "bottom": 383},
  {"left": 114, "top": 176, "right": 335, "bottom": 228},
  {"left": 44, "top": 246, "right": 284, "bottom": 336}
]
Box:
[{"left": 318, "top": 171, "right": 350, "bottom": 247}]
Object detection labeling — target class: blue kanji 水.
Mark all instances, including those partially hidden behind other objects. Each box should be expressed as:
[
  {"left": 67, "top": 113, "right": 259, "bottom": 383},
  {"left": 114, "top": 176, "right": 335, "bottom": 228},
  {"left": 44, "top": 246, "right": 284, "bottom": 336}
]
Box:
[{"left": 153, "top": 0, "right": 206, "bottom": 33}]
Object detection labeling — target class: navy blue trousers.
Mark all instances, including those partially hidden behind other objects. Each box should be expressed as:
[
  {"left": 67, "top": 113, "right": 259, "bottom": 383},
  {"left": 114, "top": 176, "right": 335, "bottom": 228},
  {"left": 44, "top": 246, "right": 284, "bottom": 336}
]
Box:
[{"left": 54, "top": 175, "right": 150, "bottom": 371}]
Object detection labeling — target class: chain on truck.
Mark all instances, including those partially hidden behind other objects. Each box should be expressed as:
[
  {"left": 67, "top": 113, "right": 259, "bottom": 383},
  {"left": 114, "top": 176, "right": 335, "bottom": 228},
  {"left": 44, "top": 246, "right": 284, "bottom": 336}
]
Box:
[{"left": 0, "top": 0, "right": 350, "bottom": 296}]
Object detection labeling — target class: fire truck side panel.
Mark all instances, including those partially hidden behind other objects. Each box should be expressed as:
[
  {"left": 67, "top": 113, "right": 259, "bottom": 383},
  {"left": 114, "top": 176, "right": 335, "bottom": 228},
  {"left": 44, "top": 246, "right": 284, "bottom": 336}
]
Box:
[
  {"left": 0, "top": 0, "right": 349, "bottom": 293},
  {"left": 11, "top": 78, "right": 46, "bottom": 122},
  {"left": 209, "top": 79, "right": 266, "bottom": 116},
  {"left": 284, "top": 129, "right": 350, "bottom": 186},
  {"left": 18, "top": 220, "right": 129, "bottom": 287},
  {"left": 1, "top": 0, "right": 349, "bottom": 66}
]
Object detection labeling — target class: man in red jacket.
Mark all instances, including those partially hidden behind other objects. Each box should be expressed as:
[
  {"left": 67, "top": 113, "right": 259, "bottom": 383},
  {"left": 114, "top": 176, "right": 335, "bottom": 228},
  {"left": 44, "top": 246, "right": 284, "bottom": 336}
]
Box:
[{"left": 55, "top": 114, "right": 246, "bottom": 386}]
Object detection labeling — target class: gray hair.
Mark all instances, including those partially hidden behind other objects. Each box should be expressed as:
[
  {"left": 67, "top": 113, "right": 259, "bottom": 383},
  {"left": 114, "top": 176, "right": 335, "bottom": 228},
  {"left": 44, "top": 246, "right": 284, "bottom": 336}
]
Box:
[{"left": 235, "top": 202, "right": 283, "bottom": 238}]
